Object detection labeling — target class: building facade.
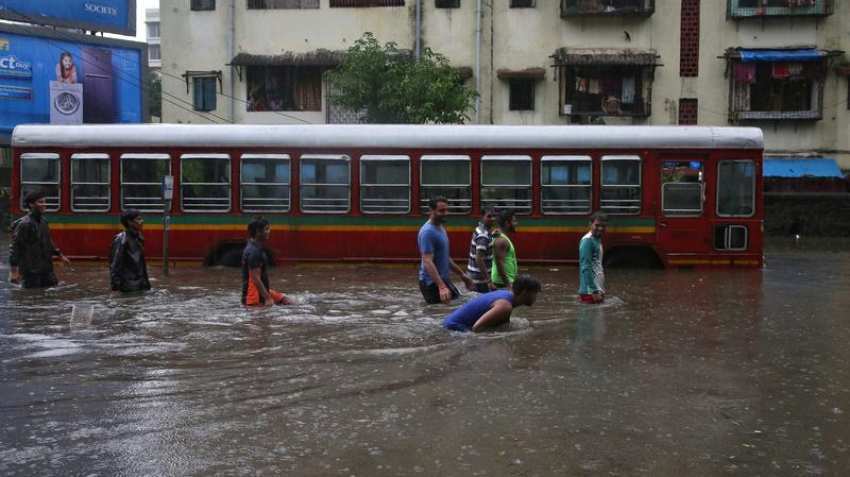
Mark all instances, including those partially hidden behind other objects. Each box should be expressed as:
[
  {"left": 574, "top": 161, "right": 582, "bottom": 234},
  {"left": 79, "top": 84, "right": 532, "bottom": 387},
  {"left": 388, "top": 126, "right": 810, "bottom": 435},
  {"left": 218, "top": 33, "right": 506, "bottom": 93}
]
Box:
[
  {"left": 161, "top": 0, "right": 850, "bottom": 167},
  {"left": 146, "top": 8, "right": 161, "bottom": 71}
]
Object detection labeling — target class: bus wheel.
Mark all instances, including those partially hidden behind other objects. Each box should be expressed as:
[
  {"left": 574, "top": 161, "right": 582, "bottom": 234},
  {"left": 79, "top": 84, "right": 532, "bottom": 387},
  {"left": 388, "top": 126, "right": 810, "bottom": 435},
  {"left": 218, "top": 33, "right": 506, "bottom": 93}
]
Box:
[{"left": 604, "top": 247, "right": 663, "bottom": 269}]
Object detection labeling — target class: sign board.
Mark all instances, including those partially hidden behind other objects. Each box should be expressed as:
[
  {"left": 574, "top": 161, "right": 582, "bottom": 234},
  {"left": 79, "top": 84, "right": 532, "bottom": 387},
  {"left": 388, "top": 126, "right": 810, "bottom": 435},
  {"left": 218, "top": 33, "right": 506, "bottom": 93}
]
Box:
[
  {"left": 0, "top": 1, "right": 136, "bottom": 37},
  {"left": 0, "top": 26, "right": 144, "bottom": 138},
  {"left": 161, "top": 175, "right": 174, "bottom": 200}
]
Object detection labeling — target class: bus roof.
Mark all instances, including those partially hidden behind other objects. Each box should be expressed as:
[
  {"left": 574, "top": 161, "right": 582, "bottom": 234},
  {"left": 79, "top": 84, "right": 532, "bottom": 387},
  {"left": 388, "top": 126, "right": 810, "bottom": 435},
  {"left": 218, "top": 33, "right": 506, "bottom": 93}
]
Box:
[{"left": 11, "top": 124, "right": 764, "bottom": 150}]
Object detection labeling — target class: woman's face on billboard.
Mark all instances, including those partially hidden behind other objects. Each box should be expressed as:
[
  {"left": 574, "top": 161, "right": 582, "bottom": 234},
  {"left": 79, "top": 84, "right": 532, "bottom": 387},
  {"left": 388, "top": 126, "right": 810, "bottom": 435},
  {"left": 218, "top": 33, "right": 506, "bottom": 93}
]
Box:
[{"left": 62, "top": 55, "right": 72, "bottom": 69}]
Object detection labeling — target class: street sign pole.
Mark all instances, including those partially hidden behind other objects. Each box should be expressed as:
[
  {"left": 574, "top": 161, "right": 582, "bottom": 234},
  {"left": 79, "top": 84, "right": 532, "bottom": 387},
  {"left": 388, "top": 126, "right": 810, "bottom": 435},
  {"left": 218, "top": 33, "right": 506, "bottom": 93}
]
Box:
[{"left": 162, "top": 176, "right": 174, "bottom": 276}]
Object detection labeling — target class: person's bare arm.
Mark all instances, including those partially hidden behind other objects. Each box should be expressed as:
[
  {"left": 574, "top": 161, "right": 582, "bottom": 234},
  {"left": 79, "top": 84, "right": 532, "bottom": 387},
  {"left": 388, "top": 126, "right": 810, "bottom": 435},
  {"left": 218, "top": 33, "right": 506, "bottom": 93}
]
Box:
[
  {"left": 249, "top": 267, "right": 272, "bottom": 305},
  {"left": 422, "top": 253, "right": 452, "bottom": 303},
  {"left": 472, "top": 299, "right": 513, "bottom": 332}
]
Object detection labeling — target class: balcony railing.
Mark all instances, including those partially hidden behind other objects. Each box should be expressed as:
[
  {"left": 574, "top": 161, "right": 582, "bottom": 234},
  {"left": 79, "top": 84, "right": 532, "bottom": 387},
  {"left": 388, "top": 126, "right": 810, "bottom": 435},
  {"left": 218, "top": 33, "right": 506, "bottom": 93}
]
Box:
[
  {"left": 728, "top": 0, "right": 833, "bottom": 18},
  {"left": 561, "top": 0, "right": 654, "bottom": 17}
]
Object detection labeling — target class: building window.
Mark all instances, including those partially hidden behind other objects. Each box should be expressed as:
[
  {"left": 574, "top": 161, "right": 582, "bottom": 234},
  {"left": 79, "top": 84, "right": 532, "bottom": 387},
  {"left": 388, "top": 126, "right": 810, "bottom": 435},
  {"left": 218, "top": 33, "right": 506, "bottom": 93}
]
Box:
[
  {"left": 241, "top": 154, "right": 290, "bottom": 213},
  {"left": 71, "top": 153, "right": 110, "bottom": 212},
  {"left": 247, "top": 66, "right": 322, "bottom": 112},
  {"left": 330, "top": 0, "right": 404, "bottom": 7},
  {"left": 181, "top": 154, "right": 231, "bottom": 212},
  {"left": 729, "top": 53, "right": 826, "bottom": 121},
  {"left": 509, "top": 79, "right": 535, "bottom": 111},
  {"left": 728, "top": 0, "right": 832, "bottom": 18},
  {"left": 561, "top": 0, "right": 654, "bottom": 16},
  {"left": 149, "top": 45, "right": 161, "bottom": 62},
  {"left": 717, "top": 161, "right": 755, "bottom": 217},
  {"left": 480, "top": 155, "right": 532, "bottom": 214},
  {"left": 541, "top": 156, "right": 592, "bottom": 215},
  {"left": 420, "top": 155, "right": 471, "bottom": 214},
  {"left": 563, "top": 67, "right": 651, "bottom": 117},
  {"left": 661, "top": 160, "right": 703, "bottom": 216},
  {"left": 191, "top": 0, "right": 216, "bottom": 11},
  {"left": 360, "top": 155, "right": 410, "bottom": 214},
  {"left": 600, "top": 155, "right": 641, "bottom": 214},
  {"left": 19, "top": 153, "right": 60, "bottom": 212},
  {"left": 300, "top": 155, "right": 350, "bottom": 213},
  {"left": 247, "top": 0, "right": 319, "bottom": 8},
  {"left": 436, "top": 0, "right": 460, "bottom": 7},
  {"left": 120, "top": 154, "right": 171, "bottom": 212},
  {"left": 146, "top": 22, "right": 160, "bottom": 39},
  {"left": 510, "top": 0, "right": 535, "bottom": 7},
  {"left": 193, "top": 77, "right": 217, "bottom": 112}
]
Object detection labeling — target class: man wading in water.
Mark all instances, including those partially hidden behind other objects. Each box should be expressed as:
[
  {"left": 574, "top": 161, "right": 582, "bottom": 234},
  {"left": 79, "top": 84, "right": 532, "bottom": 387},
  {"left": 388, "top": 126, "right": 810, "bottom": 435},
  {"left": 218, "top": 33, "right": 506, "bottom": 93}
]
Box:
[
  {"left": 443, "top": 274, "right": 541, "bottom": 332},
  {"left": 467, "top": 207, "right": 497, "bottom": 293},
  {"left": 578, "top": 211, "right": 607, "bottom": 304},
  {"left": 9, "top": 191, "right": 70, "bottom": 288},
  {"left": 418, "top": 196, "right": 473, "bottom": 304},
  {"left": 242, "top": 217, "right": 291, "bottom": 306},
  {"left": 110, "top": 209, "right": 151, "bottom": 293},
  {"left": 491, "top": 209, "right": 519, "bottom": 290}
]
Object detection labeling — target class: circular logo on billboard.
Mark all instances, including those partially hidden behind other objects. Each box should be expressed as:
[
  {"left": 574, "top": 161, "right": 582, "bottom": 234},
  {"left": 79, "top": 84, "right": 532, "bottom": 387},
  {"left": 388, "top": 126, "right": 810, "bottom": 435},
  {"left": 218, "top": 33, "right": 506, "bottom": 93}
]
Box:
[{"left": 55, "top": 92, "right": 81, "bottom": 115}]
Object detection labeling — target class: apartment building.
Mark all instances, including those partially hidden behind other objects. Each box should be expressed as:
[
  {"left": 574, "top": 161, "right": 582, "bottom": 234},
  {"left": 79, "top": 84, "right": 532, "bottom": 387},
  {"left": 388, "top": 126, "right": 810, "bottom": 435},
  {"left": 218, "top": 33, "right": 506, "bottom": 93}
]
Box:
[
  {"left": 146, "top": 8, "right": 162, "bottom": 72},
  {"left": 161, "top": 0, "right": 850, "bottom": 167}
]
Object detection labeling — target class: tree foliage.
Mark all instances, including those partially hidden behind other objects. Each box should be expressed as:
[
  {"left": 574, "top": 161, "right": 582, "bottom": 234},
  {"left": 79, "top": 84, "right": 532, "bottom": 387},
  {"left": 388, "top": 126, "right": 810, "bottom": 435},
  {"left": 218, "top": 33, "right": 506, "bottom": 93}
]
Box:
[{"left": 325, "top": 33, "right": 477, "bottom": 124}]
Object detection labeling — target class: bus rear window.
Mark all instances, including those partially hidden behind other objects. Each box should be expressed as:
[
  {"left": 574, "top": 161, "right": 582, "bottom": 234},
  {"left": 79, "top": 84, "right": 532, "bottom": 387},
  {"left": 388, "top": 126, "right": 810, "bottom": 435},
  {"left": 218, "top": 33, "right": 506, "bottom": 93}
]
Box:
[
  {"left": 71, "top": 153, "right": 110, "bottom": 212},
  {"left": 481, "top": 155, "right": 532, "bottom": 214},
  {"left": 20, "top": 153, "right": 60, "bottom": 212},
  {"left": 420, "top": 155, "right": 471, "bottom": 214},
  {"left": 717, "top": 161, "right": 755, "bottom": 217},
  {"left": 121, "top": 154, "right": 171, "bottom": 212}
]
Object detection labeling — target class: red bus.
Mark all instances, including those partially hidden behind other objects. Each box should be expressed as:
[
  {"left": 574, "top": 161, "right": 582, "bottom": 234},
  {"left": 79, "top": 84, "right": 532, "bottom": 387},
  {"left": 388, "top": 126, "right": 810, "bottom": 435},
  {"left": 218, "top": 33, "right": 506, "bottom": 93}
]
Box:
[{"left": 10, "top": 124, "right": 764, "bottom": 268}]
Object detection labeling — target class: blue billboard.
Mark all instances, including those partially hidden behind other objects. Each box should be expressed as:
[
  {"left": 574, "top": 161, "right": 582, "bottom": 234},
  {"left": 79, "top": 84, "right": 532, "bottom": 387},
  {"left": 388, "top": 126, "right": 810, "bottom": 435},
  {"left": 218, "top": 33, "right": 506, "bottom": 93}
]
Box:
[
  {"left": 0, "top": 29, "right": 144, "bottom": 136},
  {"left": 0, "top": 1, "right": 136, "bottom": 37}
]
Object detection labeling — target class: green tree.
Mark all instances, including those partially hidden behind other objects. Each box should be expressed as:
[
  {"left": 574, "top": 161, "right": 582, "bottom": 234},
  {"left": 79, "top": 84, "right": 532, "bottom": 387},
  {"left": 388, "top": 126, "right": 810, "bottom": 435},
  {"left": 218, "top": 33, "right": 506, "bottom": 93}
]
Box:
[{"left": 326, "top": 33, "right": 477, "bottom": 124}]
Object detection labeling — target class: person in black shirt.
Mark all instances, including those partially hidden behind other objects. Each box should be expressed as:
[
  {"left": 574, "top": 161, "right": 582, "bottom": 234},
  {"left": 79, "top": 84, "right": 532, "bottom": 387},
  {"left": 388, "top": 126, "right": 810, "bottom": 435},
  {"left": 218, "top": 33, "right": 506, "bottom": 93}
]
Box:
[
  {"left": 9, "top": 191, "right": 70, "bottom": 288},
  {"left": 110, "top": 209, "right": 151, "bottom": 293},
  {"left": 242, "top": 217, "right": 290, "bottom": 306}
]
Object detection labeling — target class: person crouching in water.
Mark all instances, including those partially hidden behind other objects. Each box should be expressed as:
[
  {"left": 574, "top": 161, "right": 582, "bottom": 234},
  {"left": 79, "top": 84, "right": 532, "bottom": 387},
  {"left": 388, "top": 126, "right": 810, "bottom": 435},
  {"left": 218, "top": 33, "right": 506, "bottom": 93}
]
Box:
[
  {"left": 242, "top": 217, "right": 290, "bottom": 306},
  {"left": 443, "top": 274, "right": 541, "bottom": 332},
  {"left": 110, "top": 209, "right": 151, "bottom": 293}
]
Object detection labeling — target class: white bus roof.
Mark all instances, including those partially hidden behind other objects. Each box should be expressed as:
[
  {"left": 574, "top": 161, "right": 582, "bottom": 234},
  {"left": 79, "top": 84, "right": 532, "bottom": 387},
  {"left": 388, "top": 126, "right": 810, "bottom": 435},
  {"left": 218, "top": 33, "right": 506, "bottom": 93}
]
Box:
[{"left": 11, "top": 124, "right": 764, "bottom": 150}]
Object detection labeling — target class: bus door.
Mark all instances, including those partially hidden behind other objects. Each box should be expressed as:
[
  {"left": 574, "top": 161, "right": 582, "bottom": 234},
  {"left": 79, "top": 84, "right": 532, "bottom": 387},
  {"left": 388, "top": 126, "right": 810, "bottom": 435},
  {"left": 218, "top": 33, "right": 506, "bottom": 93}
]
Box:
[{"left": 656, "top": 155, "right": 707, "bottom": 255}]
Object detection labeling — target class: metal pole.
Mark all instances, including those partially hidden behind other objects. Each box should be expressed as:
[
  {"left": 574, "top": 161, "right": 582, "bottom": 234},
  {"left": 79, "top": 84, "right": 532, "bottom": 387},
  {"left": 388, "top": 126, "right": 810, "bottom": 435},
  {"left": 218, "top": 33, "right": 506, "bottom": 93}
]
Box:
[
  {"left": 415, "top": 0, "right": 422, "bottom": 60},
  {"left": 162, "top": 200, "right": 171, "bottom": 276}
]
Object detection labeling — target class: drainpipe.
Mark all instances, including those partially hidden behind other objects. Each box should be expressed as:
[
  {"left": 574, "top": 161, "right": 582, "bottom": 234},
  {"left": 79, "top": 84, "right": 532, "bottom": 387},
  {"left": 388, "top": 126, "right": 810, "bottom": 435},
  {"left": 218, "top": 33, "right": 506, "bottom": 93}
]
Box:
[
  {"left": 229, "top": 0, "right": 236, "bottom": 123},
  {"left": 415, "top": 0, "right": 422, "bottom": 59},
  {"left": 474, "top": 0, "right": 481, "bottom": 123}
]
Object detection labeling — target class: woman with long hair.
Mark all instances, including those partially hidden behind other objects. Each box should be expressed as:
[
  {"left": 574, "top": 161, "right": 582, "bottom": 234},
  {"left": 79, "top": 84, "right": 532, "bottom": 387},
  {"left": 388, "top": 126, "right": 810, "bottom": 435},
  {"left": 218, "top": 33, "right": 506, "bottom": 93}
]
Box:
[{"left": 55, "top": 52, "right": 78, "bottom": 84}]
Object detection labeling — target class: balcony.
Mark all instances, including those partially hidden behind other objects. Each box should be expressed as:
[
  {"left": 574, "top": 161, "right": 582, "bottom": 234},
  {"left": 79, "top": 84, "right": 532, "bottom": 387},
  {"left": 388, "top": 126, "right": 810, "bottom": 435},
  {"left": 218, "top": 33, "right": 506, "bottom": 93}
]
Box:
[
  {"left": 728, "top": 0, "right": 833, "bottom": 18},
  {"left": 561, "top": 0, "right": 654, "bottom": 18}
]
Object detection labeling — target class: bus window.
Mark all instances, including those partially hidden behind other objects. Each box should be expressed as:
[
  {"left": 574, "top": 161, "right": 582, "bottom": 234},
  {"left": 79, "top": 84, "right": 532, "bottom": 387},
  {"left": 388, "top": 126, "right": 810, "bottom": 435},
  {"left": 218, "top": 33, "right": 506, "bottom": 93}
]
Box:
[
  {"left": 420, "top": 155, "right": 471, "bottom": 214},
  {"left": 480, "top": 155, "right": 532, "bottom": 214},
  {"left": 717, "top": 161, "right": 755, "bottom": 217},
  {"left": 241, "top": 154, "right": 290, "bottom": 213},
  {"left": 360, "top": 155, "right": 410, "bottom": 214},
  {"left": 601, "top": 155, "right": 641, "bottom": 214},
  {"left": 71, "top": 153, "right": 110, "bottom": 212},
  {"left": 541, "top": 155, "right": 592, "bottom": 214},
  {"left": 20, "top": 153, "right": 60, "bottom": 212},
  {"left": 181, "top": 154, "right": 232, "bottom": 213},
  {"left": 300, "top": 154, "right": 350, "bottom": 213},
  {"left": 121, "top": 154, "right": 171, "bottom": 212},
  {"left": 661, "top": 160, "right": 703, "bottom": 216}
]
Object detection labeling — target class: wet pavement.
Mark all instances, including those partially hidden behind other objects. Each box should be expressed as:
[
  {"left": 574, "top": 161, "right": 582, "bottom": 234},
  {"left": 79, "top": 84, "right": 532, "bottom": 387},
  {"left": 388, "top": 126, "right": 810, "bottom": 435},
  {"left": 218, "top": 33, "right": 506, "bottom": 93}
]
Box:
[{"left": 1, "top": 238, "right": 849, "bottom": 476}]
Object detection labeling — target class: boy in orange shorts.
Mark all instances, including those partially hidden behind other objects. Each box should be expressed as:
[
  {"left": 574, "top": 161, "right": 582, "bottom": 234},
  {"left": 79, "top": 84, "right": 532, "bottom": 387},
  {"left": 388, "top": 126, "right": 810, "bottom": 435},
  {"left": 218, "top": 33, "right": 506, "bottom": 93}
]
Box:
[{"left": 242, "top": 217, "right": 291, "bottom": 306}]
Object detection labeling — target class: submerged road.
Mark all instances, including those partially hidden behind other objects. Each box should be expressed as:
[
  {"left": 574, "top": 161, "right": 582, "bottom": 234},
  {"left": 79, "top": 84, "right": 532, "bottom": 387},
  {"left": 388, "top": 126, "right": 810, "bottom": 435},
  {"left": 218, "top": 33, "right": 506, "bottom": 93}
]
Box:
[{"left": 1, "top": 238, "right": 849, "bottom": 476}]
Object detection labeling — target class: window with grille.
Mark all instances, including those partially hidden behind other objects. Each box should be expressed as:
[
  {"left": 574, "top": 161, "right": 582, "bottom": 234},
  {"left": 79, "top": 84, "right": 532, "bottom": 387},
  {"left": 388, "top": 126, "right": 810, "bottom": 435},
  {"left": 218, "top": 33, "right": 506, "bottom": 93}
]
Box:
[
  {"left": 360, "top": 155, "right": 410, "bottom": 214},
  {"left": 20, "top": 153, "right": 60, "bottom": 212},
  {"left": 730, "top": 61, "right": 824, "bottom": 121},
  {"left": 480, "top": 155, "right": 532, "bottom": 214},
  {"left": 71, "top": 153, "right": 110, "bottom": 212},
  {"left": 330, "top": 0, "right": 404, "bottom": 7},
  {"left": 436, "top": 0, "right": 460, "bottom": 7},
  {"left": 181, "top": 154, "right": 231, "bottom": 212},
  {"left": 541, "top": 156, "right": 592, "bottom": 214},
  {"left": 246, "top": 66, "right": 322, "bottom": 112},
  {"left": 509, "top": 79, "right": 535, "bottom": 111},
  {"left": 121, "top": 154, "right": 170, "bottom": 212},
  {"left": 420, "top": 155, "right": 471, "bottom": 214},
  {"left": 241, "top": 154, "right": 290, "bottom": 213},
  {"left": 191, "top": 0, "right": 216, "bottom": 11},
  {"left": 193, "top": 77, "right": 217, "bottom": 112},
  {"left": 300, "top": 155, "right": 350, "bottom": 213},
  {"left": 601, "top": 155, "right": 641, "bottom": 214},
  {"left": 247, "top": 0, "right": 319, "bottom": 8}
]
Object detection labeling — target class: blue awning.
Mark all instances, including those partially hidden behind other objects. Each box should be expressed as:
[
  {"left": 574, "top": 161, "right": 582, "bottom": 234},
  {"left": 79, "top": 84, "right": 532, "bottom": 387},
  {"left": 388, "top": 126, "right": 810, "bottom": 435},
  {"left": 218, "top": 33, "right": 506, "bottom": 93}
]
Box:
[
  {"left": 739, "top": 49, "right": 825, "bottom": 63},
  {"left": 764, "top": 157, "right": 845, "bottom": 178}
]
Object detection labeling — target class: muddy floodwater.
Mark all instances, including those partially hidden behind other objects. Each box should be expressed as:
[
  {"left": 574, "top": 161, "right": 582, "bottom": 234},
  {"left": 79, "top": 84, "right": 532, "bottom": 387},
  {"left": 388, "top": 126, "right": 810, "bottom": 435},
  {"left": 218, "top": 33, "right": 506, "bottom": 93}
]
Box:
[{"left": 1, "top": 239, "right": 849, "bottom": 476}]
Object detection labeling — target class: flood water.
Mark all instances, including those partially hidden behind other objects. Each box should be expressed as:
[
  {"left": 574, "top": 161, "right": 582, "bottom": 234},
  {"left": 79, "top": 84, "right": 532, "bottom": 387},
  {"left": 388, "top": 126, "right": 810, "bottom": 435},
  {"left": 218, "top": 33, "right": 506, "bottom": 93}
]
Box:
[{"left": 1, "top": 238, "right": 849, "bottom": 476}]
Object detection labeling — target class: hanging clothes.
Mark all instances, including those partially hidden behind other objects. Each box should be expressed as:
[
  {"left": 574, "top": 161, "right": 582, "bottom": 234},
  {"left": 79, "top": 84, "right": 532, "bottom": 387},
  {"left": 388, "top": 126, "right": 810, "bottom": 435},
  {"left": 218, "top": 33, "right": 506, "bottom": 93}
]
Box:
[
  {"left": 588, "top": 78, "right": 601, "bottom": 95},
  {"left": 734, "top": 63, "right": 756, "bottom": 83},
  {"left": 772, "top": 63, "right": 792, "bottom": 80},
  {"left": 621, "top": 76, "right": 636, "bottom": 104}
]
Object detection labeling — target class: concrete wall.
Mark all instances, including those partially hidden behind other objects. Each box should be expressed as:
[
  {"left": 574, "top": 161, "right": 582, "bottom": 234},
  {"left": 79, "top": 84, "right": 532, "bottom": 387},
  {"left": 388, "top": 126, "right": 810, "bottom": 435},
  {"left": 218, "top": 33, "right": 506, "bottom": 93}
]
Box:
[{"left": 161, "top": 0, "right": 850, "bottom": 167}]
